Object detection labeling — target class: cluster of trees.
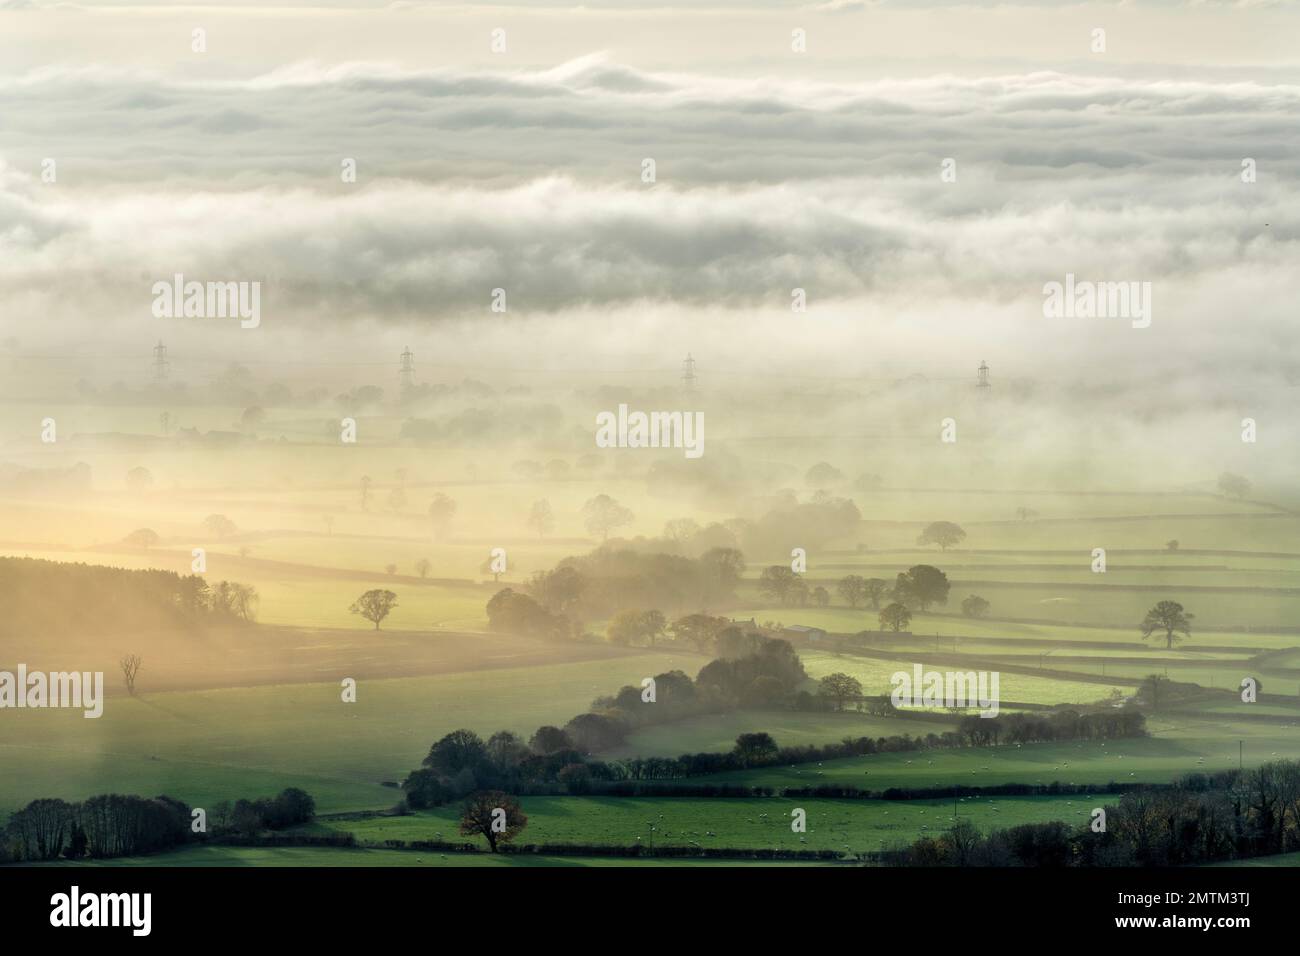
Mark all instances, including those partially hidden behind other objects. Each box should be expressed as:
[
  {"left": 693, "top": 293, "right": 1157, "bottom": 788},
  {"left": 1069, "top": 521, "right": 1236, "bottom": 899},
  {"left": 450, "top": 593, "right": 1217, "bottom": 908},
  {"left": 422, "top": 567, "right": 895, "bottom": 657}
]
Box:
[
  {"left": 606, "top": 609, "right": 668, "bottom": 646},
  {"left": 485, "top": 546, "right": 747, "bottom": 641},
  {"left": 354, "top": 477, "right": 457, "bottom": 532},
  {"left": 836, "top": 575, "right": 892, "bottom": 610},
  {"left": 956, "top": 709, "right": 1148, "bottom": 746},
  {"left": 206, "top": 580, "right": 259, "bottom": 623},
  {"left": 765, "top": 565, "right": 951, "bottom": 625},
  {"left": 403, "top": 637, "right": 808, "bottom": 806},
  {"left": 693, "top": 636, "right": 807, "bottom": 708},
  {"left": 0, "top": 787, "right": 316, "bottom": 863},
  {"left": 485, "top": 587, "right": 570, "bottom": 641},
  {"left": 757, "top": 567, "right": 816, "bottom": 607},
  {"left": 404, "top": 698, "right": 1150, "bottom": 807},
  {"left": 1133, "top": 673, "right": 1206, "bottom": 710},
  {"left": 564, "top": 546, "right": 745, "bottom": 618},
  {"left": 401, "top": 727, "right": 593, "bottom": 809},
  {"left": 210, "top": 788, "right": 316, "bottom": 836},
  {"left": 606, "top": 611, "right": 783, "bottom": 653},
  {"left": 611, "top": 494, "right": 862, "bottom": 558},
  {"left": 902, "top": 761, "right": 1300, "bottom": 867},
  {"left": 598, "top": 515, "right": 793, "bottom": 565},
  {"left": 3, "top": 795, "right": 189, "bottom": 862},
  {"left": 740, "top": 496, "right": 863, "bottom": 554},
  {"left": 0, "top": 557, "right": 256, "bottom": 637}
]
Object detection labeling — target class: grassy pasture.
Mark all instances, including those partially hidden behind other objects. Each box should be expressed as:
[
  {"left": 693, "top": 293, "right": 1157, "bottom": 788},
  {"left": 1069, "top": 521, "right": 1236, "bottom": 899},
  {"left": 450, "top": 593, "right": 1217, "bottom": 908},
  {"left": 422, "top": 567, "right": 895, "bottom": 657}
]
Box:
[
  {"left": 32, "top": 844, "right": 838, "bottom": 867},
  {"left": 307, "top": 794, "right": 1090, "bottom": 853},
  {"left": 789, "top": 491, "right": 1273, "bottom": 526},
  {"left": 736, "top": 583, "right": 1300, "bottom": 631},
  {"left": 1090, "top": 661, "right": 1300, "bottom": 695},
  {"left": 726, "top": 606, "right": 1300, "bottom": 651},
  {"left": 605, "top": 710, "right": 958, "bottom": 759},
  {"left": 879, "top": 642, "right": 1245, "bottom": 662},
  {"left": 0, "top": 654, "right": 698, "bottom": 818},
  {"left": 237, "top": 535, "right": 582, "bottom": 585},
  {"left": 251, "top": 577, "right": 490, "bottom": 630},
  {"left": 693, "top": 718, "right": 1300, "bottom": 792},
  {"left": 833, "top": 513, "right": 1300, "bottom": 554},
  {"left": 797, "top": 650, "right": 1130, "bottom": 706}
]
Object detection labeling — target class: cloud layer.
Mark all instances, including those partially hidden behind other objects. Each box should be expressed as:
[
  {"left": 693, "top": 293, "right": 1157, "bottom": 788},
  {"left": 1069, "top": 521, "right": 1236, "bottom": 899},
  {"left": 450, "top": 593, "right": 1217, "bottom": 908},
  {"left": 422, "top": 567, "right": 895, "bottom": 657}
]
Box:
[{"left": 0, "top": 56, "right": 1294, "bottom": 393}]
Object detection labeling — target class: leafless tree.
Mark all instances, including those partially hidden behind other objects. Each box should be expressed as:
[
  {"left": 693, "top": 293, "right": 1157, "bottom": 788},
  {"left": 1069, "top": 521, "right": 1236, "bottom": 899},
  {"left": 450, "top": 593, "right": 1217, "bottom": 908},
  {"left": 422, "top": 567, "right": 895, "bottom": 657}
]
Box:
[{"left": 120, "top": 654, "right": 142, "bottom": 695}]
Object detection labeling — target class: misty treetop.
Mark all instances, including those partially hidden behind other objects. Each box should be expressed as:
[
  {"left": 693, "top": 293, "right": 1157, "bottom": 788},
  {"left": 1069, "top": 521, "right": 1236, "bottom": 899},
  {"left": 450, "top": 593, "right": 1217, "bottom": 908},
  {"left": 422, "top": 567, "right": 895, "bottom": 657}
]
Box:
[{"left": 485, "top": 544, "right": 747, "bottom": 640}]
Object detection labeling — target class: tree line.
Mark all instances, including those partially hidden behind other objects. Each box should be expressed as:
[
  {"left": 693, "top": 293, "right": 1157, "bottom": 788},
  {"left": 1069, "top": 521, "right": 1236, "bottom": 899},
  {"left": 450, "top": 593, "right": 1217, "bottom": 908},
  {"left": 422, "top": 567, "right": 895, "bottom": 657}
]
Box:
[
  {"left": 608, "top": 707, "right": 1146, "bottom": 782},
  {"left": 1, "top": 787, "right": 315, "bottom": 863},
  {"left": 0, "top": 556, "right": 257, "bottom": 637},
  {"left": 401, "top": 635, "right": 809, "bottom": 808},
  {"left": 897, "top": 761, "right": 1300, "bottom": 867}
]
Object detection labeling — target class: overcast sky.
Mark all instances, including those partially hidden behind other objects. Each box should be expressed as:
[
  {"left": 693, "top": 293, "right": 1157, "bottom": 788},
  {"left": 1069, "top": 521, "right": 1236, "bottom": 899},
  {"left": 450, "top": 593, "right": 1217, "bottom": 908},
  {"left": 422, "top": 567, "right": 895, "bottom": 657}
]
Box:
[{"left": 0, "top": 1, "right": 1296, "bottom": 395}]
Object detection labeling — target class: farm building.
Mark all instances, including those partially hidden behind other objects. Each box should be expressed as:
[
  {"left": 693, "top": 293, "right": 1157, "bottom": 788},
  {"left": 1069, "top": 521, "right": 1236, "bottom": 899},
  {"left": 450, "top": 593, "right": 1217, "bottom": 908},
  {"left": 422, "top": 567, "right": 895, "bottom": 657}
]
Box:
[{"left": 783, "top": 624, "right": 829, "bottom": 644}]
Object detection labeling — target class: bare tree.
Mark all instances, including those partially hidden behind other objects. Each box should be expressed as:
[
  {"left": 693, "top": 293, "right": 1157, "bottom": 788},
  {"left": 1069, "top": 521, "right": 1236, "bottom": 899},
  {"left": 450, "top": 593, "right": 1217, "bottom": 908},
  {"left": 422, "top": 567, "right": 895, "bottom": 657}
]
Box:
[{"left": 120, "top": 654, "right": 142, "bottom": 696}]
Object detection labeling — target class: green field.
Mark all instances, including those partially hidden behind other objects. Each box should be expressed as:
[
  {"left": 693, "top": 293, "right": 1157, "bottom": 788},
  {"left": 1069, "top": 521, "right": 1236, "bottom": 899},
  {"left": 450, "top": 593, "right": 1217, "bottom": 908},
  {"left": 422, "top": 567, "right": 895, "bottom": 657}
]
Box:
[
  {"left": 0, "top": 655, "right": 696, "bottom": 818},
  {"left": 689, "top": 717, "right": 1300, "bottom": 792},
  {"left": 307, "top": 794, "right": 1091, "bottom": 853},
  {"left": 798, "top": 650, "right": 1131, "bottom": 706},
  {"left": 729, "top": 606, "right": 1300, "bottom": 650},
  {"left": 607, "top": 710, "right": 957, "bottom": 759},
  {"left": 29, "top": 844, "right": 838, "bottom": 868},
  {"left": 823, "top": 510, "right": 1300, "bottom": 556}
]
